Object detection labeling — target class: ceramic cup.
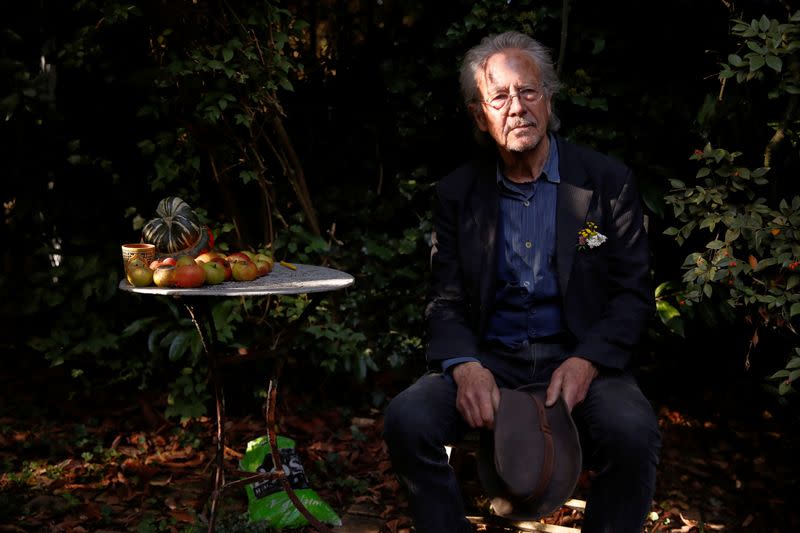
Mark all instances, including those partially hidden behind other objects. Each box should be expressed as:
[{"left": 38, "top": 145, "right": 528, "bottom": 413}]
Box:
[{"left": 121, "top": 243, "right": 156, "bottom": 270}]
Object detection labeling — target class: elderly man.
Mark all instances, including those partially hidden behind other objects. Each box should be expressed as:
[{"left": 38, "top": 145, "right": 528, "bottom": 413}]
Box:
[{"left": 383, "top": 30, "right": 662, "bottom": 533}]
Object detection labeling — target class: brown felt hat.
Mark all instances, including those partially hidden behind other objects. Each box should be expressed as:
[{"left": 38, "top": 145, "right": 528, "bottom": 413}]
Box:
[{"left": 477, "top": 384, "right": 582, "bottom": 520}]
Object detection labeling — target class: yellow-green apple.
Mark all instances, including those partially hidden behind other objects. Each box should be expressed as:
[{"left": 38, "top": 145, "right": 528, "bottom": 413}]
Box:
[
  {"left": 231, "top": 259, "right": 259, "bottom": 281},
  {"left": 210, "top": 257, "right": 232, "bottom": 281},
  {"left": 127, "top": 265, "right": 154, "bottom": 287},
  {"left": 153, "top": 265, "right": 176, "bottom": 287},
  {"left": 195, "top": 251, "right": 220, "bottom": 264},
  {"left": 175, "top": 254, "right": 196, "bottom": 267},
  {"left": 201, "top": 260, "right": 226, "bottom": 285}
]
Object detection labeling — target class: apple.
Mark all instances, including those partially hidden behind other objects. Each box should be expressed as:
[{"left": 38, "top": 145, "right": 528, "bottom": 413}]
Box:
[
  {"left": 231, "top": 259, "right": 259, "bottom": 281},
  {"left": 242, "top": 250, "right": 257, "bottom": 262},
  {"left": 153, "top": 265, "right": 176, "bottom": 287},
  {"left": 210, "top": 257, "right": 232, "bottom": 281},
  {"left": 127, "top": 265, "right": 154, "bottom": 287},
  {"left": 195, "top": 251, "right": 220, "bottom": 264},
  {"left": 174, "top": 263, "right": 206, "bottom": 288},
  {"left": 201, "top": 260, "right": 226, "bottom": 285},
  {"left": 226, "top": 252, "right": 252, "bottom": 263},
  {"left": 254, "top": 256, "right": 273, "bottom": 276},
  {"left": 175, "top": 254, "right": 196, "bottom": 267},
  {"left": 149, "top": 256, "right": 177, "bottom": 270}
]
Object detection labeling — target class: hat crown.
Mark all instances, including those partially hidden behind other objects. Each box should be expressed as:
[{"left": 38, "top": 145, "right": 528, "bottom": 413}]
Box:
[{"left": 477, "top": 384, "right": 582, "bottom": 520}]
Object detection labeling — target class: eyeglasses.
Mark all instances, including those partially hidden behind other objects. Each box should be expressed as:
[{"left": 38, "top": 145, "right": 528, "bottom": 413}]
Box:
[{"left": 481, "top": 87, "right": 544, "bottom": 110}]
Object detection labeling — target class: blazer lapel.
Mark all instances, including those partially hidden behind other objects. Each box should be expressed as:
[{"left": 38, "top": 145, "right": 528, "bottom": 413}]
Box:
[{"left": 556, "top": 140, "right": 594, "bottom": 295}]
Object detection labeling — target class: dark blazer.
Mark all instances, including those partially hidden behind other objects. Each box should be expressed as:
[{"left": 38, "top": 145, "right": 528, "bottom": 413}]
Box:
[{"left": 425, "top": 136, "right": 654, "bottom": 371}]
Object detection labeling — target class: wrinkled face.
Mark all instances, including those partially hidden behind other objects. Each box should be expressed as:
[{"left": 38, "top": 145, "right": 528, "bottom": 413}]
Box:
[{"left": 470, "top": 49, "right": 551, "bottom": 154}]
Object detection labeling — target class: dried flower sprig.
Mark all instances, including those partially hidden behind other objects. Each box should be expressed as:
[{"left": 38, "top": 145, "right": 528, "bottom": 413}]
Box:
[{"left": 577, "top": 221, "right": 607, "bottom": 251}]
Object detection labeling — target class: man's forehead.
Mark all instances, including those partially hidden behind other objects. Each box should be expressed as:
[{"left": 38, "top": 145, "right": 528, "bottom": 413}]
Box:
[{"left": 479, "top": 49, "right": 540, "bottom": 86}]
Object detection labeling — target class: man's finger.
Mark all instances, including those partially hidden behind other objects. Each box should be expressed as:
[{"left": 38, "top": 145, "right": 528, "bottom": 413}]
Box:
[{"left": 545, "top": 373, "right": 562, "bottom": 407}]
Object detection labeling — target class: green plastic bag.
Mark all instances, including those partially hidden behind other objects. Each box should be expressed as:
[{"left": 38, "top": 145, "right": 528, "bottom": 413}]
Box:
[{"left": 239, "top": 435, "right": 342, "bottom": 528}]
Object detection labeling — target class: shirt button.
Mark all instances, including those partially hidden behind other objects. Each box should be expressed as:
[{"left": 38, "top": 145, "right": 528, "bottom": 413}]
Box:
[
  {"left": 523, "top": 200, "right": 530, "bottom": 207},
  {"left": 525, "top": 241, "right": 532, "bottom": 249}
]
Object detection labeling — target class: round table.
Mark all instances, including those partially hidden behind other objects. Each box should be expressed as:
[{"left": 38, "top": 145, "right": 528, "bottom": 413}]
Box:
[{"left": 119, "top": 263, "right": 354, "bottom": 532}]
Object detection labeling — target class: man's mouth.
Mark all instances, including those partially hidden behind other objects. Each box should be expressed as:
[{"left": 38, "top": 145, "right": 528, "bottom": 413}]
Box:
[{"left": 508, "top": 121, "right": 536, "bottom": 133}]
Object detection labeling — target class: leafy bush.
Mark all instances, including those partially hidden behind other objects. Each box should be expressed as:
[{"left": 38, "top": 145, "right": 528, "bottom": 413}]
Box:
[{"left": 661, "top": 10, "right": 800, "bottom": 396}]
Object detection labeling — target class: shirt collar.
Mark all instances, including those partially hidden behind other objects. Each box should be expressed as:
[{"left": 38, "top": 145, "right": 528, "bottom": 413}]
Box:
[{"left": 495, "top": 133, "right": 561, "bottom": 186}]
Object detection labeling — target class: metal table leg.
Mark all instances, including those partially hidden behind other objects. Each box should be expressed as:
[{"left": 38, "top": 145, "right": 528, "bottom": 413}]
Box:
[{"left": 185, "top": 299, "right": 333, "bottom": 533}]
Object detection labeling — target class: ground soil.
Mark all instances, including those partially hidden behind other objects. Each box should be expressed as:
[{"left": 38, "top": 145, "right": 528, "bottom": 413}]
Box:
[{"left": 1, "top": 359, "right": 798, "bottom": 533}]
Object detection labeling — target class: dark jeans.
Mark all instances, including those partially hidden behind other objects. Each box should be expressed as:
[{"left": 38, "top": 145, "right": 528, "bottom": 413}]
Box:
[{"left": 382, "top": 345, "right": 661, "bottom": 533}]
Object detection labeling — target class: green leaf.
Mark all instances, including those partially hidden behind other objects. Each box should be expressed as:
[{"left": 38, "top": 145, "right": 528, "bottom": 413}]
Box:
[
  {"left": 707, "top": 240, "right": 725, "bottom": 249},
  {"left": 656, "top": 300, "right": 685, "bottom": 337},
  {"left": 703, "top": 283, "right": 713, "bottom": 298},
  {"left": 791, "top": 303, "right": 800, "bottom": 317},
  {"left": 749, "top": 55, "right": 765, "bottom": 71},
  {"left": 758, "top": 15, "right": 770, "bottom": 32},
  {"left": 728, "top": 54, "right": 743, "bottom": 67},
  {"left": 765, "top": 54, "right": 782, "bottom": 72},
  {"left": 278, "top": 78, "right": 294, "bottom": 91},
  {"left": 787, "top": 358, "right": 800, "bottom": 370},
  {"left": 168, "top": 331, "right": 191, "bottom": 361},
  {"left": 770, "top": 369, "right": 790, "bottom": 379},
  {"left": 222, "top": 48, "right": 234, "bottom": 62},
  {"left": 654, "top": 281, "right": 675, "bottom": 298}
]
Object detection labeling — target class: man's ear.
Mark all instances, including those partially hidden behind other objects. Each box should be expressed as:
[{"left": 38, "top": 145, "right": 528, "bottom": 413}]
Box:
[{"left": 468, "top": 102, "right": 488, "bottom": 132}]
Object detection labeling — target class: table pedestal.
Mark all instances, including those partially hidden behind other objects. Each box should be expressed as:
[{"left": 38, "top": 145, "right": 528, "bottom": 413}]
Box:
[{"left": 184, "top": 300, "right": 334, "bottom": 533}]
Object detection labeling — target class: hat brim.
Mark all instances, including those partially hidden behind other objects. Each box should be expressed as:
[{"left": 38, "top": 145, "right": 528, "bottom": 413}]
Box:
[{"left": 477, "top": 384, "right": 582, "bottom": 520}]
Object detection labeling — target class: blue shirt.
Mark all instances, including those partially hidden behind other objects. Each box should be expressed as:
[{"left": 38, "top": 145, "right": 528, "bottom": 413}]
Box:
[{"left": 442, "top": 135, "right": 565, "bottom": 372}]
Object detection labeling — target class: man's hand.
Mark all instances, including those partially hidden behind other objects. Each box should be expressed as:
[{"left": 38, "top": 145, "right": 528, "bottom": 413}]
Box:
[
  {"left": 545, "top": 356, "right": 598, "bottom": 412},
  {"left": 452, "top": 362, "right": 500, "bottom": 429}
]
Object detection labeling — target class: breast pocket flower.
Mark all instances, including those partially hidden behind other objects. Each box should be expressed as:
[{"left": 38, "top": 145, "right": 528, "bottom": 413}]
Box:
[{"left": 577, "top": 221, "right": 607, "bottom": 251}]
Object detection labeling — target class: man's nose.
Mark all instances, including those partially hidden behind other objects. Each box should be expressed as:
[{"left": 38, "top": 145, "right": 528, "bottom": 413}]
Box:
[{"left": 507, "top": 93, "right": 526, "bottom": 115}]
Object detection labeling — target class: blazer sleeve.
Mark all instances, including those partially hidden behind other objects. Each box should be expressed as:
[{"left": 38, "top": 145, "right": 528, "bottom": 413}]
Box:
[{"left": 424, "top": 178, "right": 482, "bottom": 366}]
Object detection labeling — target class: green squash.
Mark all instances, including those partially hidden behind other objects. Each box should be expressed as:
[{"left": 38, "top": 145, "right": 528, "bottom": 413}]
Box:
[{"left": 142, "top": 197, "right": 206, "bottom": 255}]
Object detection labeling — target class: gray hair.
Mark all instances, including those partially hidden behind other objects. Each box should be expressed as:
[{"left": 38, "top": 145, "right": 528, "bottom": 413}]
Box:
[{"left": 459, "top": 31, "right": 561, "bottom": 132}]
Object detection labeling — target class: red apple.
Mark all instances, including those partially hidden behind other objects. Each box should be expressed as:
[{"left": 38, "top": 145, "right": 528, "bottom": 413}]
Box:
[
  {"left": 174, "top": 263, "right": 206, "bottom": 288},
  {"left": 210, "top": 257, "right": 232, "bottom": 281},
  {"left": 201, "top": 260, "right": 226, "bottom": 285},
  {"left": 160, "top": 257, "right": 177, "bottom": 266},
  {"left": 226, "top": 252, "right": 252, "bottom": 263},
  {"left": 254, "top": 254, "right": 274, "bottom": 276}
]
